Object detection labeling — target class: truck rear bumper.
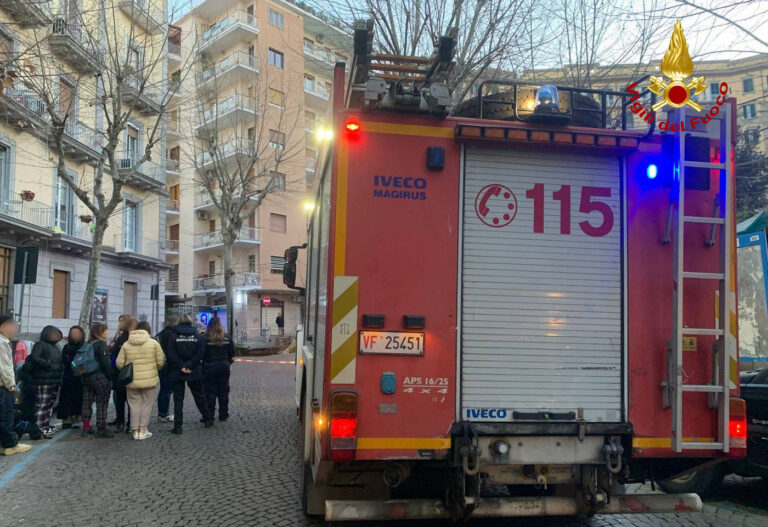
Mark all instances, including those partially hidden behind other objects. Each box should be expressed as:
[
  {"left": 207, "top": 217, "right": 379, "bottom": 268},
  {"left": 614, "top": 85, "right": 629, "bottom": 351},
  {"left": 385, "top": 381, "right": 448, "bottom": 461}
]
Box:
[{"left": 324, "top": 494, "right": 702, "bottom": 521}]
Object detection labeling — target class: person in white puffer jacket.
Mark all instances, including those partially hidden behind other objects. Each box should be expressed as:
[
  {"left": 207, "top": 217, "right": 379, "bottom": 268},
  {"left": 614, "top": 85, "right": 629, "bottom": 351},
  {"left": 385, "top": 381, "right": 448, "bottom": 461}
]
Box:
[{"left": 117, "top": 321, "right": 165, "bottom": 440}]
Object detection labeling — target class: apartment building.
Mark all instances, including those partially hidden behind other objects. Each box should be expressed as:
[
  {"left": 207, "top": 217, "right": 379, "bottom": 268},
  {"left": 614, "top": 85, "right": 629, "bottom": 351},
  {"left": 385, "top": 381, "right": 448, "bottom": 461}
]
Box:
[
  {"left": 0, "top": 0, "right": 169, "bottom": 333},
  {"left": 169, "top": 0, "right": 350, "bottom": 340},
  {"left": 520, "top": 54, "right": 768, "bottom": 151}
]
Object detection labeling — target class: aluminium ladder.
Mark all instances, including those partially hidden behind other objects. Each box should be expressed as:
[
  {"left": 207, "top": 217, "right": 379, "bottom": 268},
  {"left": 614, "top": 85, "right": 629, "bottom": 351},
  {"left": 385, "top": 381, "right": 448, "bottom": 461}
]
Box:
[{"left": 668, "top": 102, "right": 734, "bottom": 453}]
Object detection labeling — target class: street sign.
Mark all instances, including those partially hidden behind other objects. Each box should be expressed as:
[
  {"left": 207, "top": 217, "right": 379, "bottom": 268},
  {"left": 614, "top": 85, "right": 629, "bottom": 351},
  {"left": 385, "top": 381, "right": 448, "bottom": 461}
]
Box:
[{"left": 263, "top": 296, "right": 271, "bottom": 306}]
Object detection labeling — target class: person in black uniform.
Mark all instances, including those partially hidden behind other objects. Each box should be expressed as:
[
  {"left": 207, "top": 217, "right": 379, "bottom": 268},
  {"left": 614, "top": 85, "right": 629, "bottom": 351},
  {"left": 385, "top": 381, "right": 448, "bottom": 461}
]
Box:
[
  {"left": 166, "top": 315, "right": 212, "bottom": 434},
  {"left": 202, "top": 317, "right": 235, "bottom": 422}
]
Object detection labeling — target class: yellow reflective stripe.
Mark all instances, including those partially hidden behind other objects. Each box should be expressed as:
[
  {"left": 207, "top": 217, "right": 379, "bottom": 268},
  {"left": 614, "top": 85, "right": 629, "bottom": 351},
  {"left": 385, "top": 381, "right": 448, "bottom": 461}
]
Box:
[
  {"left": 334, "top": 142, "right": 349, "bottom": 276},
  {"left": 332, "top": 279, "right": 359, "bottom": 326},
  {"left": 632, "top": 437, "right": 715, "bottom": 448},
  {"left": 364, "top": 121, "right": 454, "bottom": 138},
  {"left": 357, "top": 437, "right": 452, "bottom": 450},
  {"left": 329, "top": 332, "right": 357, "bottom": 381}
]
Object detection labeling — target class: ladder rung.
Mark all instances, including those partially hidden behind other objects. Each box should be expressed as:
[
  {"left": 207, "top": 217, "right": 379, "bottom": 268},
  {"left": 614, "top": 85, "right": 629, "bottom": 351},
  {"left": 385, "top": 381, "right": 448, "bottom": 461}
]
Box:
[
  {"left": 683, "top": 161, "right": 725, "bottom": 169},
  {"left": 682, "top": 328, "right": 724, "bottom": 336},
  {"left": 681, "top": 384, "right": 726, "bottom": 393},
  {"left": 683, "top": 216, "right": 725, "bottom": 224},
  {"left": 682, "top": 272, "right": 725, "bottom": 280},
  {"left": 681, "top": 442, "right": 724, "bottom": 450}
]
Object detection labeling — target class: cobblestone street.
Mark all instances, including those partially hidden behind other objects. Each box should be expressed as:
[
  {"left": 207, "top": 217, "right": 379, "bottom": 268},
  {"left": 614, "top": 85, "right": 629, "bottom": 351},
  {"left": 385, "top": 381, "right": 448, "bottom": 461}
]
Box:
[{"left": 0, "top": 356, "right": 766, "bottom": 527}]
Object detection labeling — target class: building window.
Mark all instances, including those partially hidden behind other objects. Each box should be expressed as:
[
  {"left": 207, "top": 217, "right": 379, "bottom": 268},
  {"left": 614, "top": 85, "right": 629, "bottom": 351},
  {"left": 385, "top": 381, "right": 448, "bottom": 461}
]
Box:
[
  {"left": 268, "top": 48, "right": 284, "bottom": 69},
  {"left": 742, "top": 78, "right": 754, "bottom": 93},
  {"left": 268, "top": 88, "right": 284, "bottom": 108},
  {"left": 209, "top": 219, "right": 216, "bottom": 232},
  {"left": 269, "top": 213, "right": 287, "bottom": 233},
  {"left": 209, "top": 260, "right": 216, "bottom": 276},
  {"left": 0, "top": 145, "right": 7, "bottom": 203},
  {"left": 268, "top": 8, "right": 284, "bottom": 28},
  {"left": 709, "top": 82, "right": 719, "bottom": 96},
  {"left": 53, "top": 175, "right": 74, "bottom": 235},
  {"left": 743, "top": 103, "right": 757, "bottom": 119},
  {"left": 123, "top": 200, "right": 138, "bottom": 251},
  {"left": 269, "top": 171, "right": 286, "bottom": 190},
  {"left": 52, "top": 269, "right": 69, "bottom": 318},
  {"left": 305, "top": 110, "right": 316, "bottom": 131},
  {"left": 123, "top": 281, "right": 137, "bottom": 316},
  {"left": 303, "top": 74, "right": 315, "bottom": 92},
  {"left": 270, "top": 256, "right": 285, "bottom": 273},
  {"left": 0, "top": 32, "right": 14, "bottom": 63},
  {"left": 269, "top": 129, "right": 285, "bottom": 150},
  {"left": 248, "top": 254, "right": 256, "bottom": 272},
  {"left": 125, "top": 125, "right": 139, "bottom": 162},
  {"left": 745, "top": 128, "right": 760, "bottom": 144}
]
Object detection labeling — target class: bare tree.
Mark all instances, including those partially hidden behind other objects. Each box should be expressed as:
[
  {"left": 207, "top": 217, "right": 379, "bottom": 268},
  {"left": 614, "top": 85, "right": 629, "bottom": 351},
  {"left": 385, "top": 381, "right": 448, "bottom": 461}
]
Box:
[
  {"left": 306, "top": 0, "right": 541, "bottom": 105},
  {"left": 187, "top": 50, "right": 303, "bottom": 338},
  {"left": 7, "top": 1, "right": 195, "bottom": 328}
]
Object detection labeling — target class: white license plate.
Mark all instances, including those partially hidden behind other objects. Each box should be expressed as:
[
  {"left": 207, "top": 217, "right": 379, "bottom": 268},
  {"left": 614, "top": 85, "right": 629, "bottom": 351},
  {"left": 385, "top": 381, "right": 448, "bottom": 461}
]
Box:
[{"left": 359, "top": 331, "right": 425, "bottom": 356}]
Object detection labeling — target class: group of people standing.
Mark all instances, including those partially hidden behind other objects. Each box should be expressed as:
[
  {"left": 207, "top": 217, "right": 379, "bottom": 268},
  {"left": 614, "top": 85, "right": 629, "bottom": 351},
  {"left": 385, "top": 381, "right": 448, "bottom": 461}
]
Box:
[{"left": 0, "top": 312, "right": 235, "bottom": 456}]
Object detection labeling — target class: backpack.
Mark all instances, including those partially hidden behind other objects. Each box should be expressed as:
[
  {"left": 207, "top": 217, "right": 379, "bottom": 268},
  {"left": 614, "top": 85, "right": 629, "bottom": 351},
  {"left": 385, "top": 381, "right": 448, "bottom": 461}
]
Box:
[{"left": 71, "top": 343, "right": 99, "bottom": 376}]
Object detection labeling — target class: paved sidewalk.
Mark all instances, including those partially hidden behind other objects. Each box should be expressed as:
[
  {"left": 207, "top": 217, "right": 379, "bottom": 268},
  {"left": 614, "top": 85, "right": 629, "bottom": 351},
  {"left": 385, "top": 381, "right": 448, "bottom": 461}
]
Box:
[{"left": 0, "top": 356, "right": 765, "bottom": 526}]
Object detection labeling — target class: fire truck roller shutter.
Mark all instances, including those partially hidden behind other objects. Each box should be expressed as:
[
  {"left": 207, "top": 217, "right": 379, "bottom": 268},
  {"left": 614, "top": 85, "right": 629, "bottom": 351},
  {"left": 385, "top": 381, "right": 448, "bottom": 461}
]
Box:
[{"left": 460, "top": 147, "right": 623, "bottom": 423}]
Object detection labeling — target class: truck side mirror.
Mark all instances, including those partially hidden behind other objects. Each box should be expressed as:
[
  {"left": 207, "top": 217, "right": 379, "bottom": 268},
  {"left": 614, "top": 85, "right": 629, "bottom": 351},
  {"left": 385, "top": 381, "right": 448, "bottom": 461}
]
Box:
[{"left": 283, "top": 244, "right": 306, "bottom": 293}]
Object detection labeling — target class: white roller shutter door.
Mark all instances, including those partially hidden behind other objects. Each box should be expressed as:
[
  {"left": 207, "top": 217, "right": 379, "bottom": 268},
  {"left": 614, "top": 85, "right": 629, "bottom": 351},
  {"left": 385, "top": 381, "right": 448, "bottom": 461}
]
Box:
[{"left": 460, "top": 146, "right": 623, "bottom": 423}]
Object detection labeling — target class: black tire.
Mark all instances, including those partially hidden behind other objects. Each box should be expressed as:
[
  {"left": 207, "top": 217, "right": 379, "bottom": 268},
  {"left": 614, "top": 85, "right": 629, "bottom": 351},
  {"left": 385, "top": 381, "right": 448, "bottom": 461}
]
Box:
[{"left": 657, "top": 464, "right": 725, "bottom": 498}]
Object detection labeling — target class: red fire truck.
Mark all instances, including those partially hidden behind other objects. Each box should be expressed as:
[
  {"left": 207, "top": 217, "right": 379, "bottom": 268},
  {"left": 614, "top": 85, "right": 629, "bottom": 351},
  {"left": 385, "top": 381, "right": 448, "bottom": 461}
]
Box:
[{"left": 285, "top": 29, "right": 746, "bottom": 522}]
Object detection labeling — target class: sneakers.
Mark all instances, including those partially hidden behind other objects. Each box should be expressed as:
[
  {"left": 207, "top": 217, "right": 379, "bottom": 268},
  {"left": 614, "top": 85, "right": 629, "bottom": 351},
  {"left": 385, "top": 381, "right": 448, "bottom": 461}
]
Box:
[
  {"left": 96, "top": 429, "right": 114, "bottom": 438},
  {"left": 204, "top": 419, "right": 214, "bottom": 428},
  {"left": 42, "top": 427, "right": 58, "bottom": 439},
  {"left": 157, "top": 414, "right": 174, "bottom": 423},
  {"left": 3, "top": 443, "right": 32, "bottom": 456},
  {"left": 171, "top": 425, "right": 182, "bottom": 435},
  {"left": 139, "top": 431, "right": 152, "bottom": 440}
]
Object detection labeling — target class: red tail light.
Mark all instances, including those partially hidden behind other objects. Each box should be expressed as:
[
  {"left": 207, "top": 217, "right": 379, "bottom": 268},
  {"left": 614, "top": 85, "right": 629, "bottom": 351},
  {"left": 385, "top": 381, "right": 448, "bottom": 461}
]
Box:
[
  {"left": 329, "top": 392, "right": 357, "bottom": 462},
  {"left": 728, "top": 397, "right": 747, "bottom": 456}
]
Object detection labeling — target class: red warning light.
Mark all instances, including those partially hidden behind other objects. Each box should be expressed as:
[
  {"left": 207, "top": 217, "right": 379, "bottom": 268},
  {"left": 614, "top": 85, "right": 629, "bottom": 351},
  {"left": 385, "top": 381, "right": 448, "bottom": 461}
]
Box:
[{"left": 345, "top": 121, "right": 360, "bottom": 132}]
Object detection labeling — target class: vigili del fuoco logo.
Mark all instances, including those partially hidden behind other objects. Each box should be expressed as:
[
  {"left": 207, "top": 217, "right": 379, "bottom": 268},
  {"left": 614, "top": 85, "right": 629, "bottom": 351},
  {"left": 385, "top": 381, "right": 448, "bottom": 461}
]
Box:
[{"left": 626, "top": 21, "right": 729, "bottom": 132}]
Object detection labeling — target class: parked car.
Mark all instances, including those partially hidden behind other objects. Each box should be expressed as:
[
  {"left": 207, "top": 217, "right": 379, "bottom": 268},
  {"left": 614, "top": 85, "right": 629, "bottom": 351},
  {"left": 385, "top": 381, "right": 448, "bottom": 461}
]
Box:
[{"left": 659, "top": 367, "right": 768, "bottom": 497}]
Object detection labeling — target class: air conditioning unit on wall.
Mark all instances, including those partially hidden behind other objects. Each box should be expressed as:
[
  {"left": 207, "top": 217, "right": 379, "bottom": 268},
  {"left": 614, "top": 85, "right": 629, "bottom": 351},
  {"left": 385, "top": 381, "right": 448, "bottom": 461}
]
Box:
[{"left": 196, "top": 210, "right": 208, "bottom": 220}]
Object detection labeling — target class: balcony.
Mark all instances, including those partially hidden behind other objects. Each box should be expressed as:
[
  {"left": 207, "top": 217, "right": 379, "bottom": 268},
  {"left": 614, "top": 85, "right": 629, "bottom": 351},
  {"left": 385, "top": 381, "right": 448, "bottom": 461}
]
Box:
[
  {"left": 121, "top": 73, "right": 162, "bottom": 115},
  {"left": 165, "top": 238, "right": 179, "bottom": 255},
  {"left": 197, "top": 51, "right": 259, "bottom": 92},
  {"left": 0, "top": 87, "right": 47, "bottom": 130},
  {"left": 114, "top": 233, "right": 161, "bottom": 260},
  {"left": 118, "top": 0, "right": 164, "bottom": 35},
  {"left": 166, "top": 198, "right": 180, "bottom": 215},
  {"left": 165, "top": 280, "right": 179, "bottom": 293},
  {"left": 195, "top": 139, "right": 251, "bottom": 169},
  {"left": 193, "top": 227, "right": 261, "bottom": 252},
  {"left": 166, "top": 157, "right": 180, "bottom": 175},
  {"left": 198, "top": 10, "right": 259, "bottom": 56},
  {"left": 116, "top": 151, "right": 165, "bottom": 190},
  {"left": 194, "top": 181, "right": 258, "bottom": 212},
  {"left": 48, "top": 19, "right": 102, "bottom": 73},
  {"left": 0, "top": 0, "right": 51, "bottom": 26},
  {"left": 47, "top": 120, "right": 103, "bottom": 165},
  {"left": 304, "top": 81, "right": 330, "bottom": 109},
  {"left": 193, "top": 271, "right": 261, "bottom": 294},
  {"left": 167, "top": 114, "right": 182, "bottom": 140},
  {"left": 195, "top": 93, "right": 257, "bottom": 136},
  {"left": 303, "top": 41, "right": 334, "bottom": 75}
]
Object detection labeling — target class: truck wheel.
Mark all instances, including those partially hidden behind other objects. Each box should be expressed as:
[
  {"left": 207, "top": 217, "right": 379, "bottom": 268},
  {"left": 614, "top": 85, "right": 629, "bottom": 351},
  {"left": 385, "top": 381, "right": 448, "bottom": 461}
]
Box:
[{"left": 657, "top": 465, "right": 725, "bottom": 498}]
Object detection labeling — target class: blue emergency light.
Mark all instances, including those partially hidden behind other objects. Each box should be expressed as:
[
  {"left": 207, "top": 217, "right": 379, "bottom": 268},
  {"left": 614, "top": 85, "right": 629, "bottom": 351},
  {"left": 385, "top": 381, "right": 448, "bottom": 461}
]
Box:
[{"left": 647, "top": 164, "right": 658, "bottom": 180}]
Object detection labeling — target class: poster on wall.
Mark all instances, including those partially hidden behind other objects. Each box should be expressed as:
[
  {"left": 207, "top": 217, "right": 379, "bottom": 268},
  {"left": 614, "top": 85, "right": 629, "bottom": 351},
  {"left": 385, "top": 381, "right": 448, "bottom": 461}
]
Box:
[{"left": 91, "top": 287, "right": 108, "bottom": 324}]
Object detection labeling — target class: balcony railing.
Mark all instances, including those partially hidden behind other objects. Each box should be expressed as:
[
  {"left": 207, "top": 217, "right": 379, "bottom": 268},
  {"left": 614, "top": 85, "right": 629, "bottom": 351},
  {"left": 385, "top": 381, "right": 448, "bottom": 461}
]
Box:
[
  {"left": 166, "top": 198, "right": 180, "bottom": 212},
  {"left": 198, "top": 50, "right": 259, "bottom": 86},
  {"left": 304, "top": 81, "right": 330, "bottom": 100},
  {"left": 167, "top": 115, "right": 181, "bottom": 137},
  {"left": 166, "top": 280, "right": 179, "bottom": 292},
  {"left": 62, "top": 120, "right": 104, "bottom": 152},
  {"left": 165, "top": 238, "right": 179, "bottom": 251},
  {"left": 195, "top": 139, "right": 250, "bottom": 166},
  {"left": 114, "top": 233, "right": 160, "bottom": 259},
  {"left": 200, "top": 93, "right": 257, "bottom": 123},
  {"left": 1, "top": 87, "right": 47, "bottom": 122},
  {"left": 168, "top": 41, "right": 181, "bottom": 57},
  {"left": 121, "top": 73, "right": 162, "bottom": 114},
  {"left": 200, "top": 10, "right": 259, "bottom": 49},
  {"left": 166, "top": 158, "right": 180, "bottom": 172},
  {"left": 49, "top": 18, "right": 102, "bottom": 73},
  {"left": 116, "top": 151, "right": 164, "bottom": 185},
  {"left": 195, "top": 182, "right": 258, "bottom": 207},
  {"left": 303, "top": 42, "right": 334, "bottom": 65},
  {"left": 0, "top": 199, "right": 54, "bottom": 230},
  {"left": 193, "top": 226, "right": 260, "bottom": 249},
  {"left": 193, "top": 271, "right": 260, "bottom": 291}
]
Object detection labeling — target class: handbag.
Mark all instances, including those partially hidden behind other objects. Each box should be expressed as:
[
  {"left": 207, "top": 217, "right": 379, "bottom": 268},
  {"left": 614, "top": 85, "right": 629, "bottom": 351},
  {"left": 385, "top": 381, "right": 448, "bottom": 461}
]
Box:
[{"left": 116, "top": 362, "right": 134, "bottom": 386}]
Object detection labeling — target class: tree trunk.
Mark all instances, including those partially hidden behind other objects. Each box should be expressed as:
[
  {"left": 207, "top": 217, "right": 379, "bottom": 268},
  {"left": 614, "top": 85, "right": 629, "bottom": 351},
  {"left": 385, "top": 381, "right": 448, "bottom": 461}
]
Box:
[
  {"left": 78, "top": 220, "right": 107, "bottom": 328},
  {"left": 223, "top": 241, "right": 235, "bottom": 339}
]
